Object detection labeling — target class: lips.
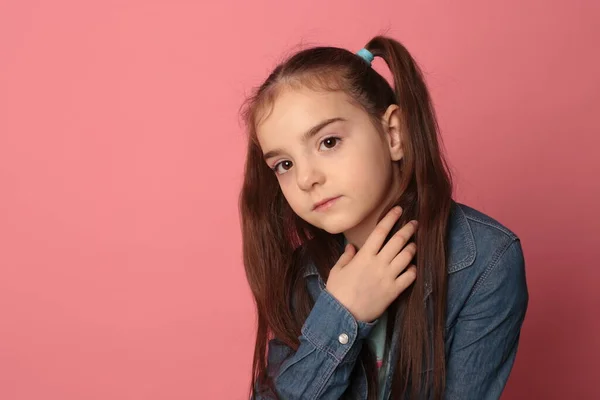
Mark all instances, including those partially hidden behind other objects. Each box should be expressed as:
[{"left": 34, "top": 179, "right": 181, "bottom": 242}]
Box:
[{"left": 312, "top": 196, "right": 341, "bottom": 211}]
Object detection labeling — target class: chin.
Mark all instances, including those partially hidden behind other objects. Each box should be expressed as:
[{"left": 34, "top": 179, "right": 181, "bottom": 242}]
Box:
[
  {"left": 321, "top": 225, "right": 346, "bottom": 235},
  {"left": 311, "top": 215, "right": 361, "bottom": 235}
]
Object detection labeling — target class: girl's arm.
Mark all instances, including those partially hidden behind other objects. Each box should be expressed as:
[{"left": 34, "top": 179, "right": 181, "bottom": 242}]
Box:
[
  {"left": 444, "top": 239, "right": 529, "bottom": 400},
  {"left": 253, "top": 289, "right": 376, "bottom": 400}
]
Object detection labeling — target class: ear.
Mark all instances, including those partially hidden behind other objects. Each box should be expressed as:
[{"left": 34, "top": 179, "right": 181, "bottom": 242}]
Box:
[{"left": 381, "top": 104, "right": 404, "bottom": 161}]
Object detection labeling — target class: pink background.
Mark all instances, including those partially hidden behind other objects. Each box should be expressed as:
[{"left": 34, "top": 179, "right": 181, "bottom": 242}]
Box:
[{"left": 1, "top": 1, "right": 598, "bottom": 399}]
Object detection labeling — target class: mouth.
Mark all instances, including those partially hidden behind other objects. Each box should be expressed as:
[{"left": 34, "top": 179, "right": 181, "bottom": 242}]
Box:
[{"left": 312, "top": 196, "right": 341, "bottom": 211}]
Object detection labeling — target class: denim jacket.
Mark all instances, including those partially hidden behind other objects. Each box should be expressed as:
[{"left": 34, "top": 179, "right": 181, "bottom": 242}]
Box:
[{"left": 254, "top": 202, "right": 529, "bottom": 400}]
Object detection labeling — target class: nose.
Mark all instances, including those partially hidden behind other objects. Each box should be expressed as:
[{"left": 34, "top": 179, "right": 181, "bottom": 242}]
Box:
[{"left": 295, "top": 159, "right": 325, "bottom": 191}]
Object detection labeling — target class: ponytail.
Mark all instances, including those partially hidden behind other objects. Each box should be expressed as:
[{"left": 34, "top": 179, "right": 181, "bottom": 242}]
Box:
[{"left": 365, "top": 36, "right": 452, "bottom": 400}]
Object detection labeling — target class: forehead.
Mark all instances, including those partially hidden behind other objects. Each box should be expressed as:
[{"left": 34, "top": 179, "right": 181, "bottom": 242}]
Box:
[{"left": 256, "top": 87, "right": 360, "bottom": 143}]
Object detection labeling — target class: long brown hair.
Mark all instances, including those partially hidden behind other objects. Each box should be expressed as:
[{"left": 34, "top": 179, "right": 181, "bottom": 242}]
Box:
[{"left": 239, "top": 35, "right": 453, "bottom": 399}]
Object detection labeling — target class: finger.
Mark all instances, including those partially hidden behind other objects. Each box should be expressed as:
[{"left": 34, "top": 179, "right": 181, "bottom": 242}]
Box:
[
  {"left": 378, "top": 220, "right": 417, "bottom": 263},
  {"left": 334, "top": 243, "right": 356, "bottom": 270},
  {"left": 362, "top": 206, "right": 403, "bottom": 255},
  {"left": 393, "top": 265, "right": 417, "bottom": 294},
  {"left": 388, "top": 243, "right": 417, "bottom": 277}
]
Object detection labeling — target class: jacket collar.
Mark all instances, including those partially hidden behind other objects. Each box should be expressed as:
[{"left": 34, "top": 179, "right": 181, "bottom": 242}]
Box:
[{"left": 302, "top": 201, "right": 476, "bottom": 280}]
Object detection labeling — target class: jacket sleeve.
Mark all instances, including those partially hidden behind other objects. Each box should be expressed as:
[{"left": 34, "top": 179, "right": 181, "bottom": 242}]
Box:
[
  {"left": 444, "top": 239, "right": 529, "bottom": 400},
  {"left": 253, "top": 289, "right": 376, "bottom": 400}
]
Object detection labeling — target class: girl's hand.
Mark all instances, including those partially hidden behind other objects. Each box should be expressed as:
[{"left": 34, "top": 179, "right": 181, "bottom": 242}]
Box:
[{"left": 325, "top": 206, "right": 417, "bottom": 323}]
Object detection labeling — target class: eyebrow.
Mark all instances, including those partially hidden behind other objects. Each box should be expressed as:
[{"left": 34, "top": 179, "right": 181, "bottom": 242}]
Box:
[{"left": 262, "top": 117, "right": 346, "bottom": 161}]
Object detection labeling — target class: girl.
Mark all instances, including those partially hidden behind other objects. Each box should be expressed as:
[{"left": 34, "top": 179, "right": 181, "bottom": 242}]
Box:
[{"left": 239, "top": 35, "right": 528, "bottom": 400}]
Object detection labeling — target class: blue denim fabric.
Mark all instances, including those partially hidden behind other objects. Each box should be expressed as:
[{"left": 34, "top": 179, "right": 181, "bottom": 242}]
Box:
[{"left": 253, "top": 202, "right": 529, "bottom": 400}]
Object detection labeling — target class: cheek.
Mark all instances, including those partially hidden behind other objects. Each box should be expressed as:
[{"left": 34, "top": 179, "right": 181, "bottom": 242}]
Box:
[
  {"left": 349, "top": 164, "right": 393, "bottom": 203},
  {"left": 344, "top": 151, "right": 389, "bottom": 184}
]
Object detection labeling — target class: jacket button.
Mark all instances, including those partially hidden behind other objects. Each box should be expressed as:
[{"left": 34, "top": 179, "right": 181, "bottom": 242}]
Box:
[{"left": 338, "top": 333, "right": 349, "bottom": 344}]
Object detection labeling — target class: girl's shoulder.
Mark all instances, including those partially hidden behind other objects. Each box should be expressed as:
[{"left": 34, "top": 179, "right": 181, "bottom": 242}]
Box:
[
  {"left": 452, "top": 201, "right": 519, "bottom": 242},
  {"left": 448, "top": 201, "right": 522, "bottom": 273},
  {"left": 447, "top": 201, "right": 525, "bottom": 297}
]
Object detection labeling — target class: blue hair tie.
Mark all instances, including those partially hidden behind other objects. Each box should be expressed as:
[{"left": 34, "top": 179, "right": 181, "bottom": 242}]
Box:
[{"left": 356, "top": 48, "right": 374, "bottom": 65}]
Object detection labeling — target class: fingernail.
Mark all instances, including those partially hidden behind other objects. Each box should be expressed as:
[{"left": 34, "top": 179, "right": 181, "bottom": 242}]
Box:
[
  {"left": 412, "top": 220, "right": 419, "bottom": 227},
  {"left": 394, "top": 206, "right": 402, "bottom": 214}
]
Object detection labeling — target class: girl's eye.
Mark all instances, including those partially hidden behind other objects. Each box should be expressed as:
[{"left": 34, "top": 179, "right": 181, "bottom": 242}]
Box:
[
  {"left": 319, "top": 137, "right": 341, "bottom": 150},
  {"left": 272, "top": 160, "right": 293, "bottom": 175},
  {"left": 271, "top": 137, "right": 341, "bottom": 175}
]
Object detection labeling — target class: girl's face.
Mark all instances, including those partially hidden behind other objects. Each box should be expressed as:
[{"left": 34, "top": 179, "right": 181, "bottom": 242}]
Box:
[{"left": 256, "top": 87, "right": 404, "bottom": 247}]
